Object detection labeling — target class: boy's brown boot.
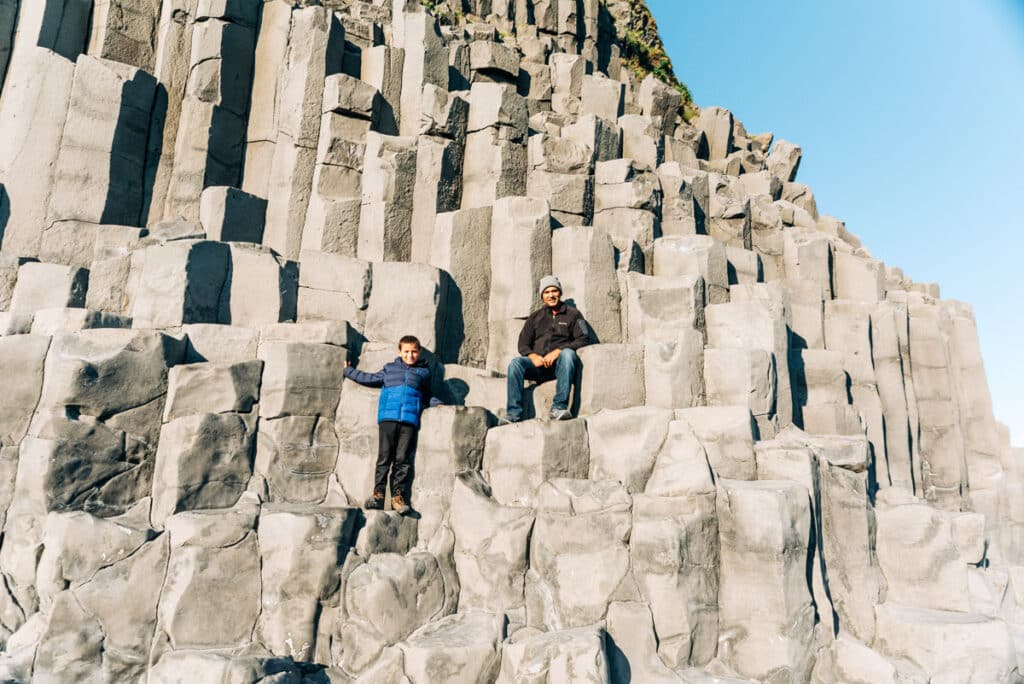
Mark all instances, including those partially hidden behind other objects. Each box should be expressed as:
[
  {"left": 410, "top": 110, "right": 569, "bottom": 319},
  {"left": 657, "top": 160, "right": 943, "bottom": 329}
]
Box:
[
  {"left": 365, "top": 491, "right": 385, "bottom": 510},
  {"left": 391, "top": 493, "right": 412, "bottom": 516}
]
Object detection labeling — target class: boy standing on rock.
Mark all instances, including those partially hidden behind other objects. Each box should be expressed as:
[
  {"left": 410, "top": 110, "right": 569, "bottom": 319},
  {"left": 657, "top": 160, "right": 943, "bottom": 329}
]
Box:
[
  {"left": 344, "top": 335, "right": 441, "bottom": 515},
  {"left": 503, "top": 276, "right": 591, "bottom": 423}
]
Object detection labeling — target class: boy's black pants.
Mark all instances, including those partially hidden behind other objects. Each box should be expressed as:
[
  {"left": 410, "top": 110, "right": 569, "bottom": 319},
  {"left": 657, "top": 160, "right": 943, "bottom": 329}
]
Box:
[{"left": 375, "top": 420, "right": 418, "bottom": 498}]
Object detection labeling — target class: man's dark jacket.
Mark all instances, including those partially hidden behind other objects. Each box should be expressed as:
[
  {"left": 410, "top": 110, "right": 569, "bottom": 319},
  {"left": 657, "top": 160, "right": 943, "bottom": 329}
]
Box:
[{"left": 517, "top": 302, "right": 590, "bottom": 357}]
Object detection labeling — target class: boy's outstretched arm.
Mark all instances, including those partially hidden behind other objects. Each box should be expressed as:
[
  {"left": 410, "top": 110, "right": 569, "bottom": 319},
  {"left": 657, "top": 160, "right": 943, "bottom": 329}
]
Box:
[{"left": 343, "top": 362, "right": 385, "bottom": 388}]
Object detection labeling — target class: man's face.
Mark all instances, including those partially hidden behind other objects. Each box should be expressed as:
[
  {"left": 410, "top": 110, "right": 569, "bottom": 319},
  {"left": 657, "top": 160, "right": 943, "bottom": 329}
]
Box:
[
  {"left": 541, "top": 286, "right": 562, "bottom": 308},
  {"left": 399, "top": 343, "right": 421, "bottom": 365}
]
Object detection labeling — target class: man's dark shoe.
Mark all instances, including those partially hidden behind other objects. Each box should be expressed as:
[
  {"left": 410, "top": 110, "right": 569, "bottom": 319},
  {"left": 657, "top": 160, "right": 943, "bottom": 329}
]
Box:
[
  {"left": 549, "top": 408, "right": 573, "bottom": 421},
  {"left": 392, "top": 493, "right": 412, "bottom": 516},
  {"left": 365, "top": 491, "right": 385, "bottom": 510}
]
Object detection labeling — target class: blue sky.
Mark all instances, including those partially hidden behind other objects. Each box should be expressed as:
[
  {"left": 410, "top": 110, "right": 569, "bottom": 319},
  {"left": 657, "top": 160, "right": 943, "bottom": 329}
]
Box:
[{"left": 648, "top": 0, "right": 1024, "bottom": 445}]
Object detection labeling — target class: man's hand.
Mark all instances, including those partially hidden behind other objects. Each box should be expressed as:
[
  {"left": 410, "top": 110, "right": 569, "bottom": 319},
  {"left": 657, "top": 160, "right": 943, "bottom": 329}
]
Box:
[
  {"left": 542, "top": 349, "right": 561, "bottom": 368},
  {"left": 345, "top": 360, "right": 352, "bottom": 368},
  {"left": 528, "top": 353, "right": 546, "bottom": 368}
]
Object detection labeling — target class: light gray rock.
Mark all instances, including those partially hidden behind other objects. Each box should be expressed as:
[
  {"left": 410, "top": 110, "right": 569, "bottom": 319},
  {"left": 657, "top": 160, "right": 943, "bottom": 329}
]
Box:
[
  {"left": 482, "top": 419, "right": 590, "bottom": 508},
  {"left": 644, "top": 329, "right": 705, "bottom": 410},
  {"left": 497, "top": 624, "right": 610, "bottom": 684},
  {"left": 258, "top": 340, "right": 345, "bottom": 419},
  {"left": 255, "top": 415, "right": 339, "bottom": 505},
  {"left": 577, "top": 343, "right": 645, "bottom": 414},
  {"left": 0, "top": 334, "right": 49, "bottom": 447},
  {"left": 149, "top": 651, "right": 302, "bottom": 684},
  {"left": 587, "top": 407, "right": 673, "bottom": 493},
  {"left": 606, "top": 601, "right": 680, "bottom": 683},
  {"left": 716, "top": 479, "right": 815, "bottom": 682},
  {"left": 220, "top": 242, "right": 298, "bottom": 327},
  {"left": 432, "top": 207, "right": 492, "bottom": 366},
  {"left": 257, "top": 505, "right": 359, "bottom": 661},
  {"left": 450, "top": 472, "right": 533, "bottom": 616},
  {"left": 183, "top": 323, "right": 259, "bottom": 363},
  {"left": 401, "top": 611, "right": 505, "bottom": 684},
  {"left": 621, "top": 273, "right": 705, "bottom": 344},
  {"left": 364, "top": 262, "right": 450, "bottom": 358},
  {"left": 528, "top": 479, "right": 633, "bottom": 629},
  {"left": 163, "top": 360, "right": 261, "bottom": 421},
  {"left": 676, "top": 406, "right": 757, "bottom": 480},
  {"left": 632, "top": 493, "right": 720, "bottom": 667},
  {"left": 358, "top": 132, "right": 419, "bottom": 262},
  {"left": 151, "top": 412, "right": 256, "bottom": 526},
  {"left": 129, "top": 241, "right": 230, "bottom": 329},
  {"left": 199, "top": 186, "right": 266, "bottom": 243},
  {"left": 552, "top": 225, "right": 622, "bottom": 344},
  {"left": 9, "top": 262, "right": 88, "bottom": 314},
  {"left": 653, "top": 235, "right": 729, "bottom": 305},
  {"left": 488, "top": 197, "right": 552, "bottom": 321}
]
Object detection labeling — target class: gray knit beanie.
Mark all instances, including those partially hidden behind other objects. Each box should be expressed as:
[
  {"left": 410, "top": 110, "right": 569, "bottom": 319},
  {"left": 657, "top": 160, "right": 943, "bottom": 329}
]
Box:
[{"left": 538, "top": 275, "right": 562, "bottom": 297}]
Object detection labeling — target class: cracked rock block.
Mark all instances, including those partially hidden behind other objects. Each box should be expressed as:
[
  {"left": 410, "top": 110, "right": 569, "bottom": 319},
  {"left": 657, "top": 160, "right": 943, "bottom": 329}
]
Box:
[
  {"left": 580, "top": 75, "right": 623, "bottom": 122},
  {"left": 784, "top": 230, "right": 833, "bottom": 299},
  {"left": 357, "top": 132, "right": 419, "bottom": 262},
  {"left": 393, "top": 5, "right": 447, "bottom": 138},
  {"left": 199, "top": 186, "right": 266, "bottom": 243},
  {"left": 577, "top": 343, "right": 644, "bottom": 414},
  {"left": 432, "top": 207, "right": 492, "bottom": 367},
  {"left": 657, "top": 163, "right": 700, "bottom": 237},
  {"left": 716, "top": 479, "right": 816, "bottom": 682},
  {"left": 8, "top": 262, "right": 88, "bottom": 314},
  {"left": 551, "top": 225, "right": 622, "bottom": 344},
  {"left": 45, "top": 55, "right": 157, "bottom": 234},
  {"left": 619, "top": 114, "right": 664, "bottom": 169},
  {"left": 643, "top": 328, "right": 704, "bottom": 410},
  {"left": 0, "top": 48, "right": 75, "bottom": 257},
  {"left": 297, "top": 250, "right": 371, "bottom": 325},
  {"left": 874, "top": 496, "right": 970, "bottom": 612},
  {"left": 526, "top": 169, "right": 594, "bottom": 227},
  {"left": 182, "top": 323, "right": 259, "bottom": 364},
  {"left": 461, "top": 127, "right": 528, "bottom": 209},
  {"left": 149, "top": 651, "right": 302, "bottom": 684},
  {"left": 302, "top": 118, "right": 365, "bottom": 256},
  {"left": 814, "top": 443, "right": 879, "bottom": 643},
  {"left": 482, "top": 419, "right": 590, "bottom": 508},
  {"left": 701, "top": 173, "right": 750, "bottom": 249},
  {"left": 255, "top": 415, "right": 338, "bottom": 504},
  {"left": 411, "top": 407, "right": 492, "bottom": 544},
  {"left": 695, "top": 106, "right": 734, "bottom": 160},
  {"left": 653, "top": 235, "right": 729, "bottom": 304},
  {"left": 496, "top": 624, "right": 610, "bottom": 684},
  {"left": 470, "top": 39, "right": 520, "bottom": 80},
  {"left": 631, "top": 493, "right": 719, "bottom": 668},
  {"left": 258, "top": 341, "right": 346, "bottom": 420},
  {"left": 874, "top": 603, "right": 1016, "bottom": 682},
  {"left": 337, "top": 552, "right": 447, "bottom": 674},
  {"left": 39, "top": 329, "right": 183, "bottom": 418},
  {"left": 88, "top": 0, "right": 162, "bottom": 70},
  {"left": 0, "top": 335, "right": 49, "bottom": 447},
  {"left": 786, "top": 278, "right": 826, "bottom": 350},
  {"left": 871, "top": 303, "right": 914, "bottom": 491},
  {"left": 334, "top": 379, "right": 380, "bottom": 505},
  {"left": 220, "top": 242, "right": 298, "bottom": 327},
  {"left": 586, "top": 407, "right": 673, "bottom": 494},
  {"left": 488, "top": 196, "right": 552, "bottom": 321},
  {"left": 164, "top": 14, "right": 256, "bottom": 222},
  {"left": 527, "top": 479, "right": 632, "bottom": 629},
  {"left": 257, "top": 505, "right": 359, "bottom": 662},
  {"left": 151, "top": 412, "right": 256, "bottom": 526},
  {"left": 794, "top": 349, "right": 849, "bottom": 408},
  {"left": 361, "top": 44, "right": 402, "bottom": 134},
  {"left": 834, "top": 251, "right": 885, "bottom": 303},
  {"left": 707, "top": 299, "right": 792, "bottom": 428},
  {"left": 365, "top": 262, "right": 449, "bottom": 357},
  {"left": 158, "top": 526, "right": 261, "bottom": 650},
  {"left": 450, "top": 473, "right": 534, "bottom": 616},
  {"left": 810, "top": 636, "right": 904, "bottom": 684},
  {"left": 783, "top": 181, "right": 819, "bottom": 219},
  {"left": 621, "top": 273, "right": 704, "bottom": 344},
  {"left": 908, "top": 305, "right": 966, "bottom": 509},
  {"left": 400, "top": 611, "right": 506, "bottom": 684},
  {"left": 128, "top": 241, "right": 230, "bottom": 329},
  {"left": 410, "top": 87, "right": 469, "bottom": 263},
  {"left": 605, "top": 601, "right": 679, "bottom": 683},
  {"left": 638, "top": 74, "right": 682, "bottom": 137},
  {"left": 676, "top": 406, "right": 757, "bottom": 480},
  {"left": 594, "top": 211, "right": 659, "bottom": 272},
  {"left": 704, "top": 347, "right": 776, "bottom": 421},
  {"left": 163, "top": 360, "right": 262, "bottom": 421},
  {"left": 644, "top": 418, "right": 716, "bottom": 499},
  {"left": 767, "top": 139, "right": 802, "bottom": 182},
  {"left": 260, "top": 7, "right": 341, "bottom": 262}
]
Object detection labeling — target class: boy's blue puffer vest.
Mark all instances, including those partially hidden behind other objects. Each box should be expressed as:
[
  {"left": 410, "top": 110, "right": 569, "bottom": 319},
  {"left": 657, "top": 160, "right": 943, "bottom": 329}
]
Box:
[{"left": 376, "top": 359, "right": 432, "bottom": 427}]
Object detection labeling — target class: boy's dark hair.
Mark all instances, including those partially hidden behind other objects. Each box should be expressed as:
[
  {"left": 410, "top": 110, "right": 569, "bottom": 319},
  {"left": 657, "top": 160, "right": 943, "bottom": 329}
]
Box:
[{"left": 398, "top": 335, "right": 421, "bottom": 348}]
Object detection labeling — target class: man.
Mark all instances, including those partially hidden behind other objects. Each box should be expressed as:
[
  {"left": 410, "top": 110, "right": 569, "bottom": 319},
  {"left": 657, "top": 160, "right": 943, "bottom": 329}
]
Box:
[{"left": 504, "top": 275, "right": 591, "bottom": 423}]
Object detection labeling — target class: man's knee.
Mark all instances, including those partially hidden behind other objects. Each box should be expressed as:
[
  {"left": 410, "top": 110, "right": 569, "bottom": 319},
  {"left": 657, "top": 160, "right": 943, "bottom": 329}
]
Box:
[
  {"left": 507, "top": 356, "right": 530, "bottom": 379},
  {"left": 557, "top": 348, "right": 578, "bottom": 366}
]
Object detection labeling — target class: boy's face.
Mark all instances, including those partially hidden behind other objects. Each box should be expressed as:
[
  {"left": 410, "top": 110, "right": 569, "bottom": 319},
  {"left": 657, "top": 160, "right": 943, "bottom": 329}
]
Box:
[{"left": 399, "top": 343, "right": 421, "bottom": 366}]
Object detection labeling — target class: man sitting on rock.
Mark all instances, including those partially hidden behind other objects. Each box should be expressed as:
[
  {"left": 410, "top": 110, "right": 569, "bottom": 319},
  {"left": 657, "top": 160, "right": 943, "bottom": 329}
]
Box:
[{"left": 503, "top": 276, "right": 591, "bottom": 423}]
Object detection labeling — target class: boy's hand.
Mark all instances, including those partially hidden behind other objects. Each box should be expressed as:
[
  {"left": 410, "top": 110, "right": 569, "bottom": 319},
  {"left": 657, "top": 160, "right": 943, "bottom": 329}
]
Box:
[{"left": 528, "top": 353, "right": 545, "bottom": 368}]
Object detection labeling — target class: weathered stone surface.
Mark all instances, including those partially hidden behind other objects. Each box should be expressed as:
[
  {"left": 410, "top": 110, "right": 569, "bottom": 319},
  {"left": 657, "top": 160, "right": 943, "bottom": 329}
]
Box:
[
  {"left": 482, "top": 419, "right": 590, "bottom": 508},
  {"left": 497, "top": 624, "right": 610, "bottom": 683},
  {"left": 258, "top": 341, "right": 345, "bottom": 419}
]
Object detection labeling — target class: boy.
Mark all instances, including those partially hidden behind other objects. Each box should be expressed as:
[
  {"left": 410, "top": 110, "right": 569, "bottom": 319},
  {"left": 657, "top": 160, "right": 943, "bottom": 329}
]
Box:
[{"left": 344, "top": 335, "right": 441, "bottom": 515}]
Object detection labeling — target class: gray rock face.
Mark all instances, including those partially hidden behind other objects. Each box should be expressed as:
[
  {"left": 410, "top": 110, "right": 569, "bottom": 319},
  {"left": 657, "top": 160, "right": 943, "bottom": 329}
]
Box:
[{"left": 0, "top": 0, "right": 1015, "bottom": 681}]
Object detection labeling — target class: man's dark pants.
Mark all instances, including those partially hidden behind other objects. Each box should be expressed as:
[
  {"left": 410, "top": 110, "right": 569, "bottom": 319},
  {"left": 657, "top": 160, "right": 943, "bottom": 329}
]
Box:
[{"left": 506, "top": 348, "right": 579, "bottom": 420}]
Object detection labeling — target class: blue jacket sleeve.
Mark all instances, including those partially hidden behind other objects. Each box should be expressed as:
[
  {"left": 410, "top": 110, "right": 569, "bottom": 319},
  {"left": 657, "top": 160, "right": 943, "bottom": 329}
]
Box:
[{"left": 344, "top": 365, "right": 385, "bottom": 387}]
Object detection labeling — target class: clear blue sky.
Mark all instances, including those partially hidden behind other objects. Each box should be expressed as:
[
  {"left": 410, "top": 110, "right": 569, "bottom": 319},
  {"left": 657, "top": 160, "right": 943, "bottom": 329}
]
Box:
[{"left": 649, "top": 0, "right": 1024, "bottom": 446}]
